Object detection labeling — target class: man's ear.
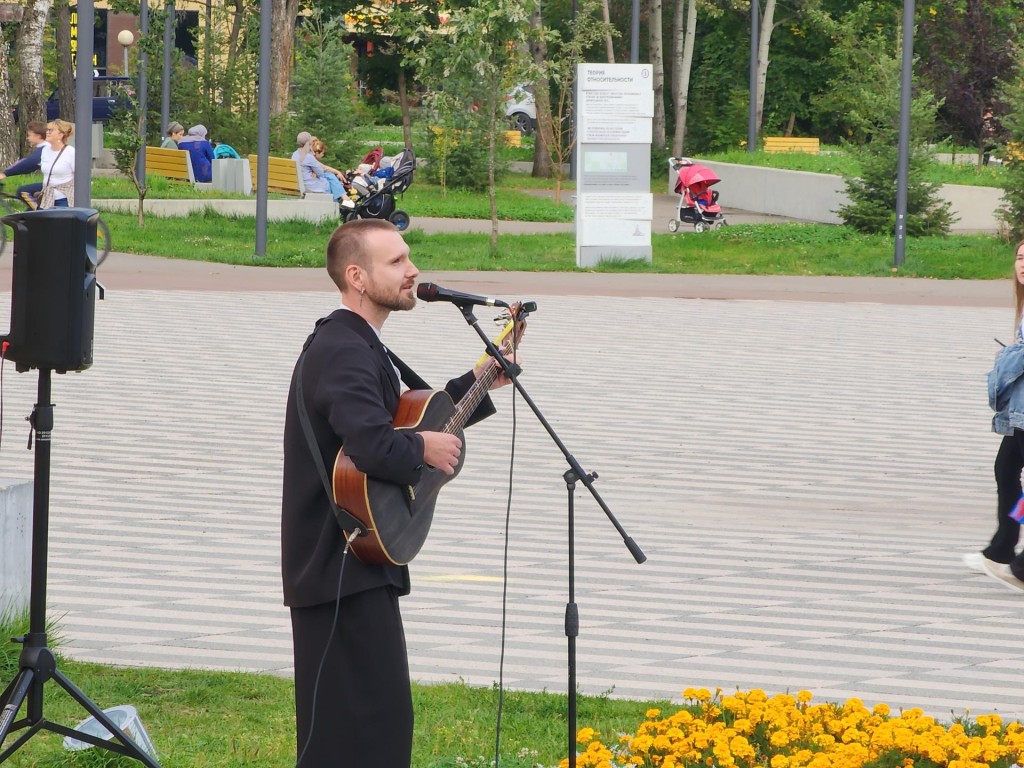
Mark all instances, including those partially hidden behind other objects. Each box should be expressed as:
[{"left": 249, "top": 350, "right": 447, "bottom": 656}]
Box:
[{"left": 344, "top": 263, "right": 364, "bottom": 294}]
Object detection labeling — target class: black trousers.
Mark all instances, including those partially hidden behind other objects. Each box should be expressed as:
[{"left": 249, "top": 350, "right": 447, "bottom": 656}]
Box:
[
  {"left": 990, "top": 431, "right": 1024, "bottom": 570},
  {"left": 291, "top": 586, "right": 413, "bottom": 768}
]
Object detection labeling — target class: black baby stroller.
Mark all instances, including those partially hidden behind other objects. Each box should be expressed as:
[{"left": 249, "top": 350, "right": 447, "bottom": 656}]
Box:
[
  {"left": 342, "top": 147, "right": 416, "bottom": 231},
  {"left": 668, "top": 157, "right": 727, "bottom": 233}
]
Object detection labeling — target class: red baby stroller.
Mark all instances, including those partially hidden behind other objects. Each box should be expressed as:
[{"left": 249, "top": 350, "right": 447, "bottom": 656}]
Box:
[{"left": 668, "top": 157, "right": 728, "bottom": 233}]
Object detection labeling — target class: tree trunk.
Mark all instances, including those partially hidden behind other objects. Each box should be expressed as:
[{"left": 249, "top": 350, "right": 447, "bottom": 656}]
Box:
[
  {"left": 755, "top": 0, "right": 776, "bottom": 135},
  {"left": 54, "top": 0, "right": 75, "bottom": 123},
  {"left": 530, "top": 4, "right": 553, "bottom": 179},
  {"left": 0, "top": 23, "right": 18, "bottom": 167},
  {"left": 222, "top": 0, "right": 245, "bottom": 107},
  {"left": 270, "top": 0, "right": 299, "bottom": 116},
  {"left": 600, "top": 0, "right": 615, "bottom": 63},
  {"left": 17, "top": 0, "right": 53, "bottom": 132},
  {"left": 648, "top": 0, "right": 666, "bottom": 150},
  {"left": 678, "top": 0, "right": 697, "bottom": 153},
  {"left": 397, "top": 68, "right": 413, "bottom": 149}
]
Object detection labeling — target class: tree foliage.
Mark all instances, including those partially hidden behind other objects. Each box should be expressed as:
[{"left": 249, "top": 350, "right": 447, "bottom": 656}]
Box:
[
  {"left": 825, "top": 5, "right": 953, "bottom": 236},
  {"left": 915, "top": 0, "right": 1019, "bottom": 147},
  {"left": 289, "top": 10, "right": 358, "bottom": 161},
  {"left": 996, "top": 59, "right": 1024, "bottom": 241}
]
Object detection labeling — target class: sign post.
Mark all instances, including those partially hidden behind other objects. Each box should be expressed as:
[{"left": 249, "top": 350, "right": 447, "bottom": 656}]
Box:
[{"left": 575, "top": 63, "right": 654, "bottom": 267}]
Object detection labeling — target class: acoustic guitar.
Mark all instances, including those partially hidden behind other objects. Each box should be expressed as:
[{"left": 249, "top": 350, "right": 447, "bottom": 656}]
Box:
[{"left": 332, "top": 303, "right": 529, "bottom": 565}]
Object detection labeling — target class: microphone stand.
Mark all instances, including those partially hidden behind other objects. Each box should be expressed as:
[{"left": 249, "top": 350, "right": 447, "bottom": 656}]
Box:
[{"left": 456, "top": 303, "right": 646, "bottom": 768}]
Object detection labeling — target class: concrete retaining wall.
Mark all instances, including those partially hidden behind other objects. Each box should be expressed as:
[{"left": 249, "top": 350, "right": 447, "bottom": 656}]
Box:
[
  {"left": 0, "top": 479, "right": 33, "bottom": 621},
  {"left": 672, "top": 161, "right": 1005, "bottom": 233},
  {"left": 94, "top": 198, "right": 340, "bottom": 224}
]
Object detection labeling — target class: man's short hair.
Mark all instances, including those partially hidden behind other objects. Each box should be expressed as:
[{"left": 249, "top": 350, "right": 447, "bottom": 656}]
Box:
[
  {"left": 25, "top": 120, "right": 46, "bottom": 138},
  {"left": 326, "top": 219, "right": 399, "bottom": 293}
]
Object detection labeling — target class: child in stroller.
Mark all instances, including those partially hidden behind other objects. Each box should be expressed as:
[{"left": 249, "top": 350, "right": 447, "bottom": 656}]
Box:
[
  {"left": 668, "top": 157, "right": 728, "bottom": 233},
  {"left": 341, "top": 147, "right": 416, "bottom": 231}
]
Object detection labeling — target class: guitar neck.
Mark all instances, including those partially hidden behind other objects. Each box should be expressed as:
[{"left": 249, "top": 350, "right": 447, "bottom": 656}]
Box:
[{"left": 445, "top": 356, "right": 503, "bottom": 435}]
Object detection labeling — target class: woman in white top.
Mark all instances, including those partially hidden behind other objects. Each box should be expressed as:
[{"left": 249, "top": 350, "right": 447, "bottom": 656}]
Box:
[{"left": 39, "top": 119, "right": 75, "bottom": 208}]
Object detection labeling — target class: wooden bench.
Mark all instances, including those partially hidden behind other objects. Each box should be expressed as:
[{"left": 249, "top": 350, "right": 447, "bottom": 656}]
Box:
[
  {"left": 247, "top": 154, "right": 333, "bottom": 201},
  {"left": 144, "top": 146, "right": 195, "bottom": 183},
  {"left": 763, "top": 136, "right": 820, "bottom": 154}
]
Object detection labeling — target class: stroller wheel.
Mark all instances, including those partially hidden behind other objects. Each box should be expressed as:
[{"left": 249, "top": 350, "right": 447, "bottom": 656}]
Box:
[
  {"left": 693, "top": 221, "right": 708, "bottom": 233},
  {"left": 668, "top": 219, "right": 680, "bottom": 233},
  {"left": 389, "top": 210, "right": 411, "bottom": 232},
  {"left": 344, "top": 211, "right": 360, "bottom": 223}
]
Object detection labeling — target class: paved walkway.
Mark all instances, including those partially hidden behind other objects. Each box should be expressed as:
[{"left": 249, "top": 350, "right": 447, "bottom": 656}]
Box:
[{"left": 0, "top": 250, "right": 1022, "bottom": 726}]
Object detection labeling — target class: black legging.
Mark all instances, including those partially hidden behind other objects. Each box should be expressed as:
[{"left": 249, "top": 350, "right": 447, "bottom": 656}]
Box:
[{"left": 990, "top": 430, "right": 1024, "bottom": 573}]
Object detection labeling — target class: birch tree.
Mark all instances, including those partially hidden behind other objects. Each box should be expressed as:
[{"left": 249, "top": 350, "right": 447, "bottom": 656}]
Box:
[
  {"left": 600, "top": 0, "right": 615, "bottom": 62},
  {"left": 670, "top": 0, "right": 697, "bottom": 155},
  {"left": 0, "top": 23, "right": 18, "bottom": 166},
  {"left": 754, "top": 0, "right": 777, "bottom": 135},
  {"left": 648, "top": 0, "right": 666, "bottom": 149},
  {"left": 17, "top": 0, "right": 53, "bottom": 130}
]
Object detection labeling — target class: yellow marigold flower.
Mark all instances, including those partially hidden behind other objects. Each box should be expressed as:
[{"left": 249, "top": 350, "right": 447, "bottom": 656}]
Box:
[
  {"left": 770, "top": 730, "right": 791, "bottom": 747},
  {"left": 682, "top": 687, "right": 697, "bottom": 700},
  {"left": 770, "top": 755, "right": 790, "bottom": 768},
  {"left": 646, "top": 708, "right": 660, "bottom": 720},
  {"left": 748, "top": 689, "right": 768, "bottom": 704},
  {"left": 797, "top": 690, "right": 813, "bottom": 705},
  {"left": 577, "top": 727, "right": 597, "bottom": 744},
  {"left": 730, "top": 735, "right": 755, "bottom": 759},
  {"left": 873, "top": 702, "right": 890, "bottom": 717},
  {"left": 695, "top": 688, "right": 713, "bottom": 703}
]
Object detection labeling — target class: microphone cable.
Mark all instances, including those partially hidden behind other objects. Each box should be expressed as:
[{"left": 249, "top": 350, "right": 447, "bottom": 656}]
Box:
[
  {"left": 492, "top": 318, "right": 520, "bottom": 768},
  {"left": 295, "top": 527, "right": 360, "bottom": 768}
]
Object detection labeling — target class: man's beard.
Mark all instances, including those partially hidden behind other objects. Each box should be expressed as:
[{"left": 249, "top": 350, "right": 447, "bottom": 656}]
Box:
[{"left": 365, "top": 281, "right": 416, "bottom": 312}]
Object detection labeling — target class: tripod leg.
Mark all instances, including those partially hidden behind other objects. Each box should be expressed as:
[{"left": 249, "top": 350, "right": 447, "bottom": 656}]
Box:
[
  {"left": 0, "top": 667, "right": 36, "bottom": 760},
  {"left": 50, "top": 669, "right": 162, "bottom": 768}
]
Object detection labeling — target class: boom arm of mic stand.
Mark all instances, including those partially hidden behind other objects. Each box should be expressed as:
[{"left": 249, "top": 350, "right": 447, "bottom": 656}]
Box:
[{"left": 456, "top": 304, "right": 646, "bottom": 564}]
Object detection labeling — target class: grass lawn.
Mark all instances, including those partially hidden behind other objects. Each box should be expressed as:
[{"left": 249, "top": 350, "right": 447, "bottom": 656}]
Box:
[
  {"left": 0, "top": 656, "right": 667, "bottom": 767},
  {"left": 100, "top": 209, "right": 1012, "bottom": 280}
]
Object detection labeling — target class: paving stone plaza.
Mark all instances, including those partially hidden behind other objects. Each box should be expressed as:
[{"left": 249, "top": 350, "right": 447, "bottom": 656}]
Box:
[{"left": 0, "top": 257, "right": 1021, "bottom": 723}]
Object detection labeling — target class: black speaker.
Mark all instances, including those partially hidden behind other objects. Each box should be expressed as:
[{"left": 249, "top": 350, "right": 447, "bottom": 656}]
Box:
[{"left": 3, "top": 208, "right": 99, "bottom": 373}]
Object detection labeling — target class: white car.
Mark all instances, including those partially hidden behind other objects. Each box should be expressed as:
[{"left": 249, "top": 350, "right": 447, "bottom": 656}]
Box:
[{"left": 505, "top": 86, "right": 537, "bottom": 136}]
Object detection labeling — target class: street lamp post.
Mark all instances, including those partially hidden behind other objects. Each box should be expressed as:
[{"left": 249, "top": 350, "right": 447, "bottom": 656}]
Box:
[{"left": 117, "top": 29, "right": 134, "bottom": 76}]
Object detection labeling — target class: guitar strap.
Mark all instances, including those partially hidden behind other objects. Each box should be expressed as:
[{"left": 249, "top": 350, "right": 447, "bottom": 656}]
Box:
[
  {"left": 386, "top": 349, "right": 432, "bottom": 391},
  {"left": 294, "top": 319, "right": 367, "bottom": 538}
]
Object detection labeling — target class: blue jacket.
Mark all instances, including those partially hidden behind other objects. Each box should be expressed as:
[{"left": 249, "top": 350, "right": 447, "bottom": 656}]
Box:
[
  {"left": 177, "top": 136, "right": 214, "bottom": 182},
  {"left": 989, "top": 342, "right": 1024, "bottom": 434},
  {"left": 3, "top": 145, "right": 43, "bottom": 177}
]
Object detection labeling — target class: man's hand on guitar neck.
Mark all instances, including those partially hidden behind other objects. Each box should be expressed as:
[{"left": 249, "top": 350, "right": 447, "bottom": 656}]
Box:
[
  {"left": 420, "top": 431, "right": 463, "bottom": 475},
  {"left": 474, "top": 352, "right": 521, "bottom": 390}
]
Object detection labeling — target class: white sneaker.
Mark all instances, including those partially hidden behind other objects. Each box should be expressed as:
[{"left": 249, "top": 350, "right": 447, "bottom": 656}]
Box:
[
  {"left": 962, "top": 552, "right": 990, "bottom": 574},
  {"left": 982, "top": 559, "right": 1024, "bottom": 593}
]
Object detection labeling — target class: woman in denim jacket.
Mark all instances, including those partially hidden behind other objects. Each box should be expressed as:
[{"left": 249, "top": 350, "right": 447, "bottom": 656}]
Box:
[{"left": 974, "top": 239, "right": 1024, "bottom": 590}]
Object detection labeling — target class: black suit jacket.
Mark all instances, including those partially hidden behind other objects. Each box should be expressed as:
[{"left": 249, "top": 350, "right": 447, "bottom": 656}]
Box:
[{"left": 281, "top": 308, "right": 495, "bottom": 607}]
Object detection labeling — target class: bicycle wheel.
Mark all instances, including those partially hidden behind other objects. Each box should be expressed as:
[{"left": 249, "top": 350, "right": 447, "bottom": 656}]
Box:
[{"left": 95, "top": 216, "right": 111, "bottom": 265}]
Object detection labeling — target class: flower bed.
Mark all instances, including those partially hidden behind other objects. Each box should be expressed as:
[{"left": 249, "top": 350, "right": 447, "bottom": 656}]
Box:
[{"left": 564, "top": 688, "right": 1024, "bottom": 768}]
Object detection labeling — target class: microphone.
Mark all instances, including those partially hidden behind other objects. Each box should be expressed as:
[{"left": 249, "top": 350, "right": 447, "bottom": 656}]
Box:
[{"left": 416, "top": 282, "right": 510, "bottom": 308}]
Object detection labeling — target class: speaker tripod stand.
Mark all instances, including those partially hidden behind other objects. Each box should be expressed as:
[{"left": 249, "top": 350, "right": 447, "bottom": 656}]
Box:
[{"left": 0, "top": 368, "right": 161, "bottom": 767}]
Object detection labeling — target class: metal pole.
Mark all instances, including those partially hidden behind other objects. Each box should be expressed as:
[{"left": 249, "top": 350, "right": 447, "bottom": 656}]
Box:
[
  {"left": 161, "top": 1, "right": 174, "bottom": 133},
  {"left": 630, "top": 0, "right": 639, "bottom": 63},
  {"left": 255, "top": 0, "right": 271, "bottom": 257},
  {"left": 748, "top": 0, "right": 759, "bottom": 153},
  {"left": 893, "top": 0, "right": 914, "bottom": 269},
  {"left": 137, "top": 0, "right": 149, "bottom": 185},
  {"left": 74, "top": 0, "right": 94, "bottom": 207}
]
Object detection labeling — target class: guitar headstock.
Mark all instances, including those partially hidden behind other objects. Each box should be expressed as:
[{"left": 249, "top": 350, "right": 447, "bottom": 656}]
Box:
[{"left": 493, "top": 301, "right": 534, "bottom": 352}]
